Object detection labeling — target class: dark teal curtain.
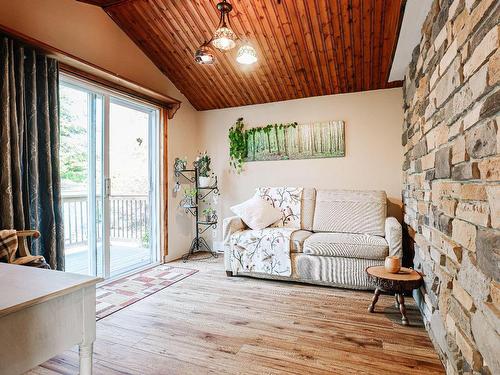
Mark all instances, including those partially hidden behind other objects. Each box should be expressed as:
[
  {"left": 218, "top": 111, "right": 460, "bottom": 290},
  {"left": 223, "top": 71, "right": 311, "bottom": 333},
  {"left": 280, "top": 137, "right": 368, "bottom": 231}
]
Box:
[{"left": 0, "top": 34, "right": 64, "bottom": 270}]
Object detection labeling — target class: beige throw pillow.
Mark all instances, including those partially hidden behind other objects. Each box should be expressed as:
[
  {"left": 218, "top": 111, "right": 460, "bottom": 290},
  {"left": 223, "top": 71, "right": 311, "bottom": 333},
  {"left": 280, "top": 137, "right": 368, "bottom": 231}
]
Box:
[{"left": 230, "top": 196, "right": 283, "bottom": 230}]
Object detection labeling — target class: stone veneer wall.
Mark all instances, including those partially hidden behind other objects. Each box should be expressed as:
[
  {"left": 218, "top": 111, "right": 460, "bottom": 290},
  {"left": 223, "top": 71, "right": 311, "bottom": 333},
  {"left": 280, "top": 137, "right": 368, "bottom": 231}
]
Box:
[{"left": 402, "top": 0, "right": 499, "bottom": 373}]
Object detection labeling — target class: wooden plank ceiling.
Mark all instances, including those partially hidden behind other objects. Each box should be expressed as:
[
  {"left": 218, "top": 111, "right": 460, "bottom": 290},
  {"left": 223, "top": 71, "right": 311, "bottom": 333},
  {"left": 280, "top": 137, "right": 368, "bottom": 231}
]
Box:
[{"left": 79, "top": 0, "right": 405, "bottom": 111}]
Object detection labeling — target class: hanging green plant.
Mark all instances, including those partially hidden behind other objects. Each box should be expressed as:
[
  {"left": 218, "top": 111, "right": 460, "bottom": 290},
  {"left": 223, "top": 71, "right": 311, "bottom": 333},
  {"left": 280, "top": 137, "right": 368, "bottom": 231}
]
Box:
[
  {"left": 228, "top": 117, "right": 247, "bottom": 173},
  {"left": 228, "top": 118, "right": 298, "bottom": 173}
]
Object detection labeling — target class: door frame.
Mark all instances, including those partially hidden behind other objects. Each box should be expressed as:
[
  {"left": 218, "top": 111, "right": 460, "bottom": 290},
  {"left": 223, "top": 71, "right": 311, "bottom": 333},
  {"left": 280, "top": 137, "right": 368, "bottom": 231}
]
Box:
[{"left": 60, "top": 73, "right": 162, "bottom": 280}]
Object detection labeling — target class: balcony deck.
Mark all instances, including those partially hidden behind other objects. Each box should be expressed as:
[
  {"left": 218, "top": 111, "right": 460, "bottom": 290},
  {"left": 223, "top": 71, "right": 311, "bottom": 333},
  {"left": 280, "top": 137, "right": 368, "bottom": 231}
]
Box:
[
  {"left": 62, "top": 193, "right": 152, "bottom": 277},
  {"left": 65, "top": 241, "right": 151, "bottom": 276}
]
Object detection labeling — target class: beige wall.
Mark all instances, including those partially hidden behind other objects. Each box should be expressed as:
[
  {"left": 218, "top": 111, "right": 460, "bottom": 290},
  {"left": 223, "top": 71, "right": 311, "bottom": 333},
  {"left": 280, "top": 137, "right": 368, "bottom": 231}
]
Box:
[
  {"left": 198, "top": 88, "right": 404, "bottom": 245},
  {"left": 0, "top": 0, "right": 199, "bottom": 261}
]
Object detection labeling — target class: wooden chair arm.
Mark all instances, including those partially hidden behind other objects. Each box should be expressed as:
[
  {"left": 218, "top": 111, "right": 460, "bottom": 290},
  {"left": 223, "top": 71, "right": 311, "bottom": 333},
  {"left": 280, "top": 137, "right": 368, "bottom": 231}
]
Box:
[
  {"left": 12, "top": 255, "right": 45, "bottom": 265},
  {"left": 15, "top": 230, "right": 40, "bottom": 257},
  {"left": 16, "top": 230, "right": 41, "bottom": 239}
]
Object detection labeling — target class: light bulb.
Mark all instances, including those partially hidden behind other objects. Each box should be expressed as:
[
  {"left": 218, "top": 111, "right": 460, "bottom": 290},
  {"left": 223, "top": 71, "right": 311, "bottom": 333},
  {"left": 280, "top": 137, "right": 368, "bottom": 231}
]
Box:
[
  {"left": 236, "top": 45, "right": 257, "bottom": 65},
  {"left": 194, "top": 44, "right": 215, "bottom": 65},
  {"left": 212, "top": 27, "right": 237, "bottom": 51}
]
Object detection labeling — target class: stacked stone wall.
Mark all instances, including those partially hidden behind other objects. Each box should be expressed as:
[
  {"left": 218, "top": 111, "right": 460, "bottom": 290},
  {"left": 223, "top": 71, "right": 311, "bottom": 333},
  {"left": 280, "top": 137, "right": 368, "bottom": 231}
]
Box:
[{"left": 402, "top": 0, "right": 499, "bottom": 373}]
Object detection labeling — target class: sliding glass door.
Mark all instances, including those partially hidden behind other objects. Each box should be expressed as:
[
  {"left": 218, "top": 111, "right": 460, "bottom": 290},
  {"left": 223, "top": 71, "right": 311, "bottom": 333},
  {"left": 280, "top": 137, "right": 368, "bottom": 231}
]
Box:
[
  {"left": 60, "top": 75, "right": 160, "bottom": 279},
  {"left": 108, "top": 98, "right": 159, "bottom": 277}
]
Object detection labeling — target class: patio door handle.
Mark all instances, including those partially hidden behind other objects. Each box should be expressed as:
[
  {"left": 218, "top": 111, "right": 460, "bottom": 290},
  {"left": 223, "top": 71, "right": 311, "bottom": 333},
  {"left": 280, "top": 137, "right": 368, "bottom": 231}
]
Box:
[{"left": 105, "top": 178, "right": 111, "bottom": 198}]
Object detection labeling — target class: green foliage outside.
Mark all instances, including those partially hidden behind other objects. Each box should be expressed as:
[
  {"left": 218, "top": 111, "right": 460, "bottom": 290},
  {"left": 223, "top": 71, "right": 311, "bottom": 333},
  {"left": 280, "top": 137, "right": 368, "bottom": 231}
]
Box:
[
  {"left": 59, "top": 88, "right": 88, "bottom": 183},
  {"left": 141, "top": 231, "right": 150, "bottom": 249}
]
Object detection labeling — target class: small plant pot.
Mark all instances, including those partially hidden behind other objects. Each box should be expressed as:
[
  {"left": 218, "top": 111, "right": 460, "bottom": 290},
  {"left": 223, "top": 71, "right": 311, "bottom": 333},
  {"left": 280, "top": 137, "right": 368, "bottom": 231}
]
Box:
[
  {"left": 198, "top": 176, "right": 211, "bottom": 187},
  {"left": 205, "top": 214, "right": 212, "bottom": 222},
  {"left": 384, "top": 256, "right": 401, "bottom": 273}
]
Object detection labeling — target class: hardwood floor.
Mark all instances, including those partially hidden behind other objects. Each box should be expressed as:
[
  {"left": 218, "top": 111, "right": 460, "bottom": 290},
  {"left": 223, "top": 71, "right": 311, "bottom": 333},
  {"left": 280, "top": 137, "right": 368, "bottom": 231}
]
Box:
[{"left": 27, "top": 256, "right": 444, "bottom": 375}]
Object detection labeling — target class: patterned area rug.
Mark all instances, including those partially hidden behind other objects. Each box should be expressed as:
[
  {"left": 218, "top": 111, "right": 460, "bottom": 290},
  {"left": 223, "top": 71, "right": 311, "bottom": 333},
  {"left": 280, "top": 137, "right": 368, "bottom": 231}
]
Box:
[{"left": 95, "top": 265, "right": 198, "bottom": 320}]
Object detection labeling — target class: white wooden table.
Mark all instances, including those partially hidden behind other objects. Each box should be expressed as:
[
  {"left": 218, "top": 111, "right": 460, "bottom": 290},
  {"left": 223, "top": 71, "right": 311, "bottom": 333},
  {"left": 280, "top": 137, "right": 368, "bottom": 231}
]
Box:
[{"left": 0, "top": 264, "right": 101, "bottom": 375}]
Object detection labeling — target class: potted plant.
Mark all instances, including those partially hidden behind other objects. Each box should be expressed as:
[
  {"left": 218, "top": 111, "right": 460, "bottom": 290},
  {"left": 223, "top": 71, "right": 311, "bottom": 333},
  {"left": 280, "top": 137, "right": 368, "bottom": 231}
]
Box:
[
  {"left": 196, "top": 151, "right": 212, "bottom": 187},
  {"left": 174, "top": 156, "right": 187, "bottom": 172},
  {"left": 183, "top": 188, "right": 197, "bottom": 207},
  {"left": 202, "top": 207, "right": 216, "bottom": 222}
]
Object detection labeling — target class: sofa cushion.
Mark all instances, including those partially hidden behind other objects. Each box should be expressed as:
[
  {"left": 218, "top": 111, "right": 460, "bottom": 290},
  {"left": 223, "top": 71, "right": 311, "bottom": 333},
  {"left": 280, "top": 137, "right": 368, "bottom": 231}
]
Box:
[
  {"left": 312, "top": 189, "right": 387, "bottom": 236},
  {"left": 303, "top": 232, "right": 388, "bottom": 260},
  {"left": 300, "top": 188, "right": 316, "bottom": 231},
  {"left": 290, "top": 230, "right": 313, "bottom": 253},
  {"left": 256, "top": 187, "right": 303, "bottom": 228},
  {"left": 295, "top": 253, "right": 383, "bottom": 289},
  {"left": 230, "top": 196, "right": 283, "bottom": 230}
]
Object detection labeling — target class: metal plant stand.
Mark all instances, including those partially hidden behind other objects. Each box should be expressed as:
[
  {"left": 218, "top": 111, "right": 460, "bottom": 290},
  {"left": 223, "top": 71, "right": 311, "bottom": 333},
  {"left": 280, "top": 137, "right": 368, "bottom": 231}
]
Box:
[{"left": 175, "top": 165, "right": 219, "bottom": 262}]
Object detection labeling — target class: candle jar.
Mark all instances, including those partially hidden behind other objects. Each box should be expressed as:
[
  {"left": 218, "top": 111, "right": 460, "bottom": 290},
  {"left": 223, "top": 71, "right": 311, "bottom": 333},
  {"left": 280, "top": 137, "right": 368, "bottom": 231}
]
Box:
[{"left": 384, "top": 256, "right": 401, "bottom": 273}]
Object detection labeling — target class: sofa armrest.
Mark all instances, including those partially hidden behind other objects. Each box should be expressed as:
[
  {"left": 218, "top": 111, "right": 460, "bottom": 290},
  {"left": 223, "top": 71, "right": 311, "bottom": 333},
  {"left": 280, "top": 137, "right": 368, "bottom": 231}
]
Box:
[
  {"left": 223, "top": 216, "right": 246, "bottom": 244},
  {"left": 385, "top": 217, "right": 402, "bottom": 258}
]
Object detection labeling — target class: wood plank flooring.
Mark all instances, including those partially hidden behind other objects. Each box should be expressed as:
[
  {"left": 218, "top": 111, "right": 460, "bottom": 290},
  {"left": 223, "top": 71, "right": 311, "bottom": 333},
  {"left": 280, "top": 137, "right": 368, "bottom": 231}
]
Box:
[{"left": 26, "top": 256, "right": 444, "bottom": 375}]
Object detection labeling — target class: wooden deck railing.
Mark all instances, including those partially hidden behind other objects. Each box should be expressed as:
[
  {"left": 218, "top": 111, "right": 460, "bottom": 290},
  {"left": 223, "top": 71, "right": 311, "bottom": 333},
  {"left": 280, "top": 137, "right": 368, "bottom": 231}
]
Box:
[{"left": 62, "top": 194, "right": 149, "bottom": 247}]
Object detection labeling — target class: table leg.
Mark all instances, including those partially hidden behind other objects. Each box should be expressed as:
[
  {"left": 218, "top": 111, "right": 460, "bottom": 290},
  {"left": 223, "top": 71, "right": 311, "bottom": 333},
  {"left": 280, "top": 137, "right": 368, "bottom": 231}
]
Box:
[
  {"left": 397, "top": 293, "right": 409, "bottom": 326},
  {"left": 79, "top": 342, "right": 93, "bottom": 375},
  {"left": 368, "top": 288, "right": 381, "bottom": 313},
  {"left": 81, "top": 285, "right": 96, "bottom": 375},
  {"left": 395, "top": 293, "right": 400, "bottom": 309}
]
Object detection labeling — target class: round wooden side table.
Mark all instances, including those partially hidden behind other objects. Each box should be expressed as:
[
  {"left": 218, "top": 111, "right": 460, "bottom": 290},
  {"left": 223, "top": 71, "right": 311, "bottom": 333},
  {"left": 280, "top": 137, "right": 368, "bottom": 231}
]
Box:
[{"left": 366, "top": 266, "right": 423, "bottom": 326}]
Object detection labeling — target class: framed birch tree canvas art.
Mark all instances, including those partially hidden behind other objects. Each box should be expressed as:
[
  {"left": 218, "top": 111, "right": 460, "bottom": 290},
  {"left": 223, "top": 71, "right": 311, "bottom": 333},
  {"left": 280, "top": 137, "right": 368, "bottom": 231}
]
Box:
[
  {"left": 247, "top": 121, "right": 345, "bottom": 161},
  {"left": 229, "top": 119, "right": 345, "bottom": 172}
]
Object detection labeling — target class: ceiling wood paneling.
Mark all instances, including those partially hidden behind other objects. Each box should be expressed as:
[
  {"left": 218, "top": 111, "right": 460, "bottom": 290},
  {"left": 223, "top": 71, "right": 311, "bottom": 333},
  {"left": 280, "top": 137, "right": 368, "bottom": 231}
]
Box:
[{"left": 79, "top": 0, "right": 405, "bottom": 110}]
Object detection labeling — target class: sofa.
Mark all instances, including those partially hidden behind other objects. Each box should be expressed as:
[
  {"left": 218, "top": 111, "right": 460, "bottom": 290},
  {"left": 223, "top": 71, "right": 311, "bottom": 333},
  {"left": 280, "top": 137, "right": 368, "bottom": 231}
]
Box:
[{"left": 223, "top": 188, "right": 403, "bottom": 290}]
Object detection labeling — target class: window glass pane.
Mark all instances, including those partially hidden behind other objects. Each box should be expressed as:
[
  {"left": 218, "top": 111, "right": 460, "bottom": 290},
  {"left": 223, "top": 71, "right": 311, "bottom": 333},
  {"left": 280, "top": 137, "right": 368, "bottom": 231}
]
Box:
[
  {"left": 60, "top": 84, "right": 92, "bottom": 275},
  {"left": 109, "top": 100, "right": 153, "bottom": 277}
]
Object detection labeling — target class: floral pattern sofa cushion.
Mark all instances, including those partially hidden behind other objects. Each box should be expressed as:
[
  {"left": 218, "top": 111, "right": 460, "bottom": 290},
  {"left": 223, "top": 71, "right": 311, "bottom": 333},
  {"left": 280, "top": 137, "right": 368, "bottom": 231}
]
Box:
[{"left": 256, "top": 187, "right": 303, "bottom": 228}]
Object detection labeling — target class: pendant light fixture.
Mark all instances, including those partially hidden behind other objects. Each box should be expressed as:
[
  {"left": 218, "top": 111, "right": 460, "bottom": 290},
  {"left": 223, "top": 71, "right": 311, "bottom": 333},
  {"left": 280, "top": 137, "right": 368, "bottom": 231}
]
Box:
[
  {"left": 236, "top": 44, "right": 257, "bottom": 65},
  {"left": 194, "top": 0, "right": 257, "bottom": 66},
  {"left": 212, "top": 0, "right": 237, "bottom": 51},
  {"left": 194, "top": 41, "right": 215, "bottom": 65},
  {"left": 212, "top": 27, "right": 237, "bottom": 51}
]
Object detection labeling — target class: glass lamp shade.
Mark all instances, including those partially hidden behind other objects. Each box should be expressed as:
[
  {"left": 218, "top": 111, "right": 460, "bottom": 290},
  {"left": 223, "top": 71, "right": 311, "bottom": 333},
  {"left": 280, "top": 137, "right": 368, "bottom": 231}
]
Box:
[
  {"left": 236, "top": 45, "right": 257, "bottom": 65},
  {"left": 212, "top": 26, "right": 237, "bottom": 51},
  {"left": 194, "top": 45, "right": 215, "bottom": 65}
]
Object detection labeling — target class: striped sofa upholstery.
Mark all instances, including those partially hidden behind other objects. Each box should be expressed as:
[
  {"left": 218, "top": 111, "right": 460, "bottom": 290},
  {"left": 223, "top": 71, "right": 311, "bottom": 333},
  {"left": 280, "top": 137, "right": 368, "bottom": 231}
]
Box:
[
  {"left": 312, "top": 190, "right": 387, "bottom": 236},
  {"left": 302, "top": 232, "right": 388, "bottom": 259},
  {"left": 223, "top": 188, "right": 403, "bottom": 290}
]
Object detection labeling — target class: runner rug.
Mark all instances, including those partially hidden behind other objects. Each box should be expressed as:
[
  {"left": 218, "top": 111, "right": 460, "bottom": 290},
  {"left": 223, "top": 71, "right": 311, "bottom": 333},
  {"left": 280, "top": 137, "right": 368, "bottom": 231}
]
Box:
[{"left": 95, "top": 264, "right": 198, "bottom": 320}]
